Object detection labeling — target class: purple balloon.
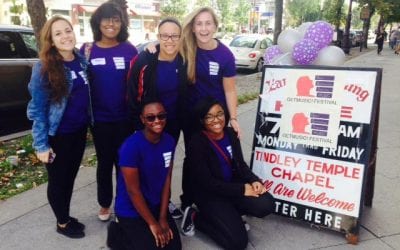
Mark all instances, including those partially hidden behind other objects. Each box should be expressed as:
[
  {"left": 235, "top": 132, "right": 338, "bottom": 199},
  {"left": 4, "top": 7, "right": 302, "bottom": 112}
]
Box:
[
  {"left": 304, "top": 21, "right": 334, "bottom": 49},
  {"left": 264, "top": 45, "right": 283, "bottom": 65},
  {"left": 292, "top": 39, "right": 319, "bottom": 65}
]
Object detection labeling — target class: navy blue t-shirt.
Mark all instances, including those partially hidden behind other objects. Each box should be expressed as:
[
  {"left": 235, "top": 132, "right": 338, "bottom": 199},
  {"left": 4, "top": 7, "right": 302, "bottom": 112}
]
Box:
[
  {"left": 156, "top": 58, "right": 179, "bottom": 121},
  {"left": 209, "top": 133, "right": 233, "bottom": 181},
  {"left": 115, "top": 131, "right": 175, "bottom": 218},
  {"left": 188, "top": 40, "right": 236, "bottom": 110},
  {"left": 81, "top": 42, "right": 138, "bottom": 122},
  {"left": 57, "top": 58, "right": 89, "bottom": 134}
]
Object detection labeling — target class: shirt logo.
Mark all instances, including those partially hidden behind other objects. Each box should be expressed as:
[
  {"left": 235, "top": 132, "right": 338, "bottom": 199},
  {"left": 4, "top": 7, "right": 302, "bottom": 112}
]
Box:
[
  {"left": 70, "top": 71, "right": 77, "bottom": 80},
  {"left": 209, "top": 61, "right": 219, "bottom": 76},
  {"left": 226, "top": 146, "right": 232, "bottom": 158},
  {"left": 78, "top": 71, "right": 89, "bottom": 85},
  {"left": 91, "top": 58, "right": 106, "bottom": 65},
  {"left": 113, "top": 57, "right": 125, "bottom": 70},
  {"left": 163, "top": 152, "right": 172, "bottom": 168}
]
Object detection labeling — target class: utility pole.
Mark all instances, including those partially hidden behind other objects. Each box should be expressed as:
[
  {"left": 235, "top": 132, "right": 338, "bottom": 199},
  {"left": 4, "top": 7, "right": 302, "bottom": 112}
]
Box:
[{"left": 342, "top": 0, "right": 353, "bottom": 54}]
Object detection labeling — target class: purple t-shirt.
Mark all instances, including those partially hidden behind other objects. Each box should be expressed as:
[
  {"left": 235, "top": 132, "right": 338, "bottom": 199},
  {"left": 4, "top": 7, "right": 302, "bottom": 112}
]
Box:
[
  {"left": 57, "top": 58, "right": 89, "bottom": 134},
  {"left": 188, "top": 40, "right": 236, "bottom": 109},
  {"left": 209, "top": 133, "right": 233, "bottom": 181},
  {"left": 81, "top": 42, "right": 137, "bottom": 122},
  {"left": 115, "top": 131, "right": 175, "bottom": 218},
  {"left": 156, "top": 58, "right": 179, "bottom": 120}
]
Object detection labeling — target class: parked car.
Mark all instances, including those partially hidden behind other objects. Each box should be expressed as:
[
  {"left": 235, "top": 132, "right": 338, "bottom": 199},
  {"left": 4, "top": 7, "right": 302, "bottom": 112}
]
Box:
[
  {"left": 228, "top": 34, "right": 272, "bottom": 72},
  {"left": 350, "top": 30, "right": 363, "bottom": 47},
  {"left": 135, "top": 39, "right": 158, "bottom": 53},
  {"left": 0, "top": 24, "right": 38, "bottom": 137}
]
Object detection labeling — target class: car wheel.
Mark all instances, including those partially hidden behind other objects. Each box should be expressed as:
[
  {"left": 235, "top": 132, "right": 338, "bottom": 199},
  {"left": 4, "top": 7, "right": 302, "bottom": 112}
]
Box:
[{"left": 256, "top": 58, "right": 264, "bottom": 72}]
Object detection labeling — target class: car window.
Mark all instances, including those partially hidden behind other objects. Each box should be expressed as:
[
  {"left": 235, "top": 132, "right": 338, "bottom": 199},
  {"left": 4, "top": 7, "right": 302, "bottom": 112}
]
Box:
[
  {"left": 0, "top": 32, "right": 21, "bottom": 58},
  {"left": 230, "top": 36, "right": 257, "bottom": 48},
  {"left": 20, "top": 32, "right": 38, "bottom": 58},
  {"left": 260, "top": 39, "right": 268, "bottom": 49}
]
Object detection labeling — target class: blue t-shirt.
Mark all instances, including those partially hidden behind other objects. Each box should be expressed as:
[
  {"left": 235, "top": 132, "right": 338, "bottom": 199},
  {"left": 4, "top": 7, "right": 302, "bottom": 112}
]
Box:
[
  {"left": 209, "top": 133, "right": 233, "bottom": 181},
  {"left": 188, "top": 40, "right": 236, "bottom": 110},
  {"left": 115, "top": 131, "right": 175, "bottom": 218},
  {"left": 57, "top": 58, "right": 89, "bottom": 134},
  {"left": 156, "top": 58, "right": 179, "bottom": 120},
  {"left": 81, "top": 42, "right": 138, "bottom": 122}
]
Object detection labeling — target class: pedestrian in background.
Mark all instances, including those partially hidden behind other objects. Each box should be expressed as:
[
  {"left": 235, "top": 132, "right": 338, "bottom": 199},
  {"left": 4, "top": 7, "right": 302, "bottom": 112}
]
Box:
[
  {"left": 181, "top": 97, "right": 274, "bottom": 248},
  {"left": 80, "top": 2, "right": 138, "bottom": 222},
  {"left": 107, "top": 100, "right": 181, "bottom": 250},
  {"left": 27, "top": 16, "right": 90, "bottom": 238},
  {"left": 375, "top": 26, "right": 385, "bottom": 55}
]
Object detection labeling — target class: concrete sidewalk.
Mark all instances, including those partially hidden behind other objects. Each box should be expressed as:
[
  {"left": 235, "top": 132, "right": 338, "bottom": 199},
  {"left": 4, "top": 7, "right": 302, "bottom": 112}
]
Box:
[{"left": 0, "top": 45, "right": 399, "bottom": 249}]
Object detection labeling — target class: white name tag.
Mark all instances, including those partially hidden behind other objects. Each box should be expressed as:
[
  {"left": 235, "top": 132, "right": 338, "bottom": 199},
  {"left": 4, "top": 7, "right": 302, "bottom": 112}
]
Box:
[
  {"left": 91, "top": 58, "right": 106, "bottom": 65},
  {"left": 113, "top": 57, "right": 125, "bottom": 69}
]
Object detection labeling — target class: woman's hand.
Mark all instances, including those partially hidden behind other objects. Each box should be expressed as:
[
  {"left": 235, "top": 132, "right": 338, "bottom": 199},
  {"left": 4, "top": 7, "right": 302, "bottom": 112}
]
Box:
[
  {"left": 145, "top": 42, "right": 158, "bottom": 54},
  {"left": 36, "top": 148, "right": 53, "bottom": 163},
  {"left": 251, "top": 181, "right": 267, "bottom": 195},
  {"left": 230, "top": 118, "right": 242, "bottom": 138},
  {"left": 149, "top": 223, "right": 168, "bottom": 248},
  {"left": 244, "top": 183, "right": 259, "bottom": 197},
  {"left": 159, "top": 218, "right": 173, "bottom": 242}
]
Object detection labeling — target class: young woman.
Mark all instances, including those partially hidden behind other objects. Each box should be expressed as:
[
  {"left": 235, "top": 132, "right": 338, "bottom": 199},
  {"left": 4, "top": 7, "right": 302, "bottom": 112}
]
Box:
[
  {"left": 127, "top": 17, "right": 187, "bottom": 144},
  {"left": 107, "top": 100, "right": 181, "bottom": 250},
  {"left": 81, "top": 2, "right": 138, "bottom": 221},
  {"left": 27, "top": 16, "right": 90, "bottom": 238},
  {"left": 128, "top": 17, "right": 188, "bottom": 219},
  {"left": 181, "top": 97, "right": 274, "bottom": 249}
]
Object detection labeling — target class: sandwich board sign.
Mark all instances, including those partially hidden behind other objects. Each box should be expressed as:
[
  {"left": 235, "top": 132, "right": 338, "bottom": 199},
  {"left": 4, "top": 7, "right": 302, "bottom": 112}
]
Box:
[{"left": 250, "top": 65, "right": 381, "bottom": 242}]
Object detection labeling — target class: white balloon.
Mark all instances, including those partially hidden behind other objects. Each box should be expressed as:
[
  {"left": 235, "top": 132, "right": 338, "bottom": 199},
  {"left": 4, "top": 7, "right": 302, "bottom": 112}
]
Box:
[
  {"left": 313, "top": 46, "right": 345, "bottom": 66},
  {"left": 271, "top": 52, "right": 295, "bottom": 65},
  {"left": 297, "top": 22, "right": 313, "bottom": 38},
  {"left": 277, "top": 29, "right": 302, "bottom": 53}
]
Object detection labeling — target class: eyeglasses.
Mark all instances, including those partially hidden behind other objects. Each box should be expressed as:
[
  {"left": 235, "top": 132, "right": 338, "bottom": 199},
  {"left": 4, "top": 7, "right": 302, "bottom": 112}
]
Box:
[
  {"left": 204, "top": 111, "right": 225, "bottom": 124},
  {"left": 159, "top": 33, "right": 180, "bottom": 41},
  {"left": 144, "top": 113, "right": 167, "bottom": 122},
  {"left": 101, "top": 17, "right": 121, "bottom": 24}
]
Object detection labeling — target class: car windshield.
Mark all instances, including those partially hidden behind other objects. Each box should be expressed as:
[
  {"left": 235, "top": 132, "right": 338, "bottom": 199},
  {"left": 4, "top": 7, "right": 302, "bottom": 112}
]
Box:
[{"left": 229, "top": 36, "right": 257, "bottom": 48}]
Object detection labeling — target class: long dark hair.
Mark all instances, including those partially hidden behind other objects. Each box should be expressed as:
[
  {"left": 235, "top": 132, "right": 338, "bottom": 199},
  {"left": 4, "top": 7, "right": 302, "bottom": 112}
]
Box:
[{"left": 90, "top": 2, "right": 129, "bottom": 42}]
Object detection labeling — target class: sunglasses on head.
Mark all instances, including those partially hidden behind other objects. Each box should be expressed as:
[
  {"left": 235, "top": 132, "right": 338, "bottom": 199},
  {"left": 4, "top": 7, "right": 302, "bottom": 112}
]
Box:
[{"left": 144, "top": 113, "right": 167, "bottom": 122}]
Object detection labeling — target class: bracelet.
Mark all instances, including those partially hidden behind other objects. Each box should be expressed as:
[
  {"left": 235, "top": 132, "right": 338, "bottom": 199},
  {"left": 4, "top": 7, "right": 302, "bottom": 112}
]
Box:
[{"left": 230, "top": 117, "right": 237, "bottom": 121}]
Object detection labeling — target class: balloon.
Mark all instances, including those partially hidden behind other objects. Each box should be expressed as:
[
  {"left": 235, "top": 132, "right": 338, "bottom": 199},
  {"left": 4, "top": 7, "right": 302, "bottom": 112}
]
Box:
[
  {"left": 313, "top": 46, "right": 346, "bottom": 66},
  {"left": 292, "top": 39, "right": 319, "bottom": 65},
  {"left": 264, "top": 45, "right": 283, "bottom": 65},
  {"left": 297, "top": 22, "right": 313, "bottom": 38},
  {"left": 304, "top": 21, "right": 334, "bottom": 49},
  {"left": 277, "top": 29, "right": 302, "bottom": 53},
  {"left": 271, "top": 52, "right": 295, "bottom": 65}
]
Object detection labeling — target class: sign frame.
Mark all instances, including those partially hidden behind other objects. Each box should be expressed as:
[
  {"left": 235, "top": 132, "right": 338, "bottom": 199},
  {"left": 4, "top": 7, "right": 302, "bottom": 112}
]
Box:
[{"left": 250, "top": 65, "right": 382, "bottom": 243}]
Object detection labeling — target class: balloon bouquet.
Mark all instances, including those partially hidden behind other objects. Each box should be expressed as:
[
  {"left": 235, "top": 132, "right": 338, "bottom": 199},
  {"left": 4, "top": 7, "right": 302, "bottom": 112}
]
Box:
[{"left": 264, "top": 21, "right": 345, "bottom": 66}]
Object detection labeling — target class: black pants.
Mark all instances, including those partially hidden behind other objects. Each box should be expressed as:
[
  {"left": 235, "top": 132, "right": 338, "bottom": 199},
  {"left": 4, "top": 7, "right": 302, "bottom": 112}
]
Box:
[
  {"left": 91, "top": 121, "right": 131, "bottom": 208},
  {"left": 194, "top": 192, "right": 274, "bottom": 250},
  {"left": 107, "top": 211, "right": 182, "bottom": 250},
  {"left": 47, "top": 127, "right": 87, "bottom": 224},
  {"left": 377, "top": 39, "right": 384, "bottom": 54}
]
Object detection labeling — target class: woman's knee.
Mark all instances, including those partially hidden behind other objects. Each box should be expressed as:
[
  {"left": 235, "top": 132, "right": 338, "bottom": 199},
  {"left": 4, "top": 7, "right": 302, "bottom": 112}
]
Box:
[{"left": 252, "top": 192, "right": 275, "bottom": 218}]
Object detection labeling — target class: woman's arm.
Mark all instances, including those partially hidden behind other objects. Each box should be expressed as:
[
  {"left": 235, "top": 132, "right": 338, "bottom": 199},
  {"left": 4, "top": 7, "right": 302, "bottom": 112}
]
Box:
[
  {"left": 121, "top": 167, "right": 169, "bottom": 248},
  {"left": 159, "top": 162, "right": 174, "bottom": 240},
  {"left": 223, "top": 76, "right": 241, "bottom": 138},
  {"left": 26, "top": 63, "right": 51, "bottom": 159}
]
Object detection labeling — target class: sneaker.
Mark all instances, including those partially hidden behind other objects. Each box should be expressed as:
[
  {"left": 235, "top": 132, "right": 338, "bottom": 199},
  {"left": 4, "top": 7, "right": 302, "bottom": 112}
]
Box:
[
  {"left": 56, "top": 222, "right": 85, "bottom": 239},
  {"left": 168, "top": 201, "right": 183, "bottom": 219},
  {"left": 243, "top": 220, "right": 250, "bottom": 231},
  {"left": 181, "top": 207, "right": 196, "bottom": 236},
  {"left": 69, "top": 217, "right": 85, "bottom": 231},
  {"left": 98, "top": 207, "right": 111, "bottom": 222}
]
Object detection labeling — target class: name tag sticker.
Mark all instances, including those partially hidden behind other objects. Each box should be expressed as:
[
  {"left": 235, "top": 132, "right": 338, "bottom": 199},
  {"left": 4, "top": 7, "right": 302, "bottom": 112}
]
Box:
[{"left": 91, "top": 58, "right": 106, "bottom": 65}]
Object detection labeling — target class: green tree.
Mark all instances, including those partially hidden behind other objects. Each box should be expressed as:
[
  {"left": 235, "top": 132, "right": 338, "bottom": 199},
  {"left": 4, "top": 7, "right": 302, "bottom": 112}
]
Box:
[
  {"left": 216, "top": 0, "right": 233, "bottom": 32},
  {"left": 234, "top": 0, "right": 251, "bottom": 32},
  {"left": 287, "top": 0, "right": 320, "bottom": 27},
  {"left": 160, "top": 0, "right": 187, "bottom": 22},
  {"left": 194, "top": 0, "right": 213, "bottom": 9},
  {"left": 322, "top": 0, "right": 345, "bottom": 30},
  {"left": 10, "top": 0, "right": 24, "bottom": 25}
]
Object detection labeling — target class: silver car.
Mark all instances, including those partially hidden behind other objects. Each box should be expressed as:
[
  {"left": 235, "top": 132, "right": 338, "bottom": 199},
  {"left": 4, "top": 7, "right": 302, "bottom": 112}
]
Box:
[{"left": 229, "top": 34, "right": 272, "bottom": 72}]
